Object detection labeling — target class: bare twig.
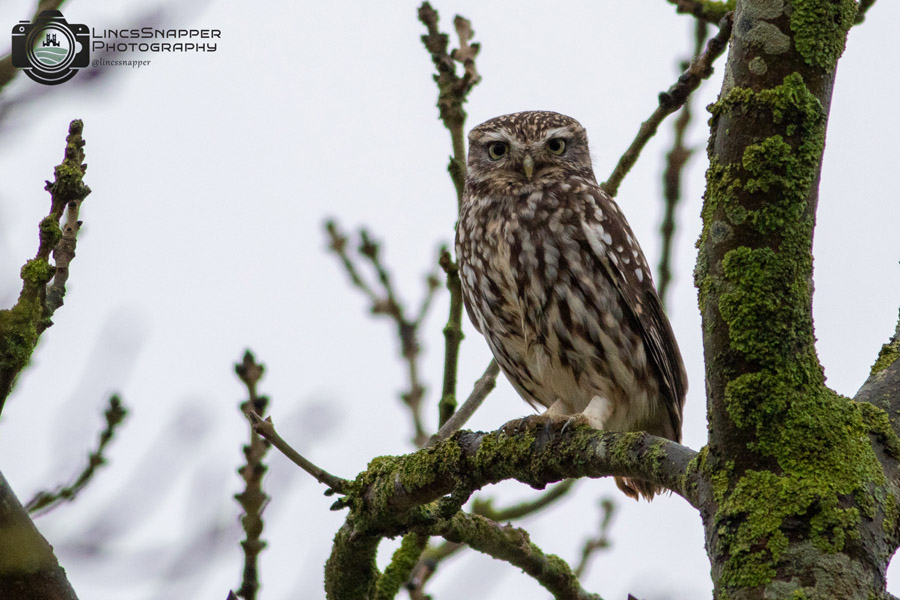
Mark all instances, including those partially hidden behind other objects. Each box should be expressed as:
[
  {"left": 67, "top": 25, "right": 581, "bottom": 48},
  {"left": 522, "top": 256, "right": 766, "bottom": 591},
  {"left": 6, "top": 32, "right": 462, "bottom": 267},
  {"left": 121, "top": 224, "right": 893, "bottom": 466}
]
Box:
[
  {"left": 325, "top": 221, "right": 438, "bottom": 446},
  {"left": 573, "top": 497, "right": 617, "bottom": 579},
  {"left": 234, "top": 351, "right": 270, "bottom": 600},
  {"left": 472, "top": 478, "right": 576, "bottom": 521},
  {"left": 602, "top": 12, "right": 733, "bottom": 198},
  {"left": 429, "top": 358, "right": 498, "bottom": 447},
  {"left": 0, "top": 119, "right": 90, "bottom": 415},
  {"left": 26, "top": 395, "right": 127, "bottom": 515},
  {"left": 418, "top": 2, "right": 481, "bottom": 209},
  {"left": 658, "top": 19, "right": 709, "bottom": 307},
  {"left": 664, "top": 0, "right": 733, "bottom": 24},
  {"left": 248, "top": 412, "right": 348, "bottom": 495}
]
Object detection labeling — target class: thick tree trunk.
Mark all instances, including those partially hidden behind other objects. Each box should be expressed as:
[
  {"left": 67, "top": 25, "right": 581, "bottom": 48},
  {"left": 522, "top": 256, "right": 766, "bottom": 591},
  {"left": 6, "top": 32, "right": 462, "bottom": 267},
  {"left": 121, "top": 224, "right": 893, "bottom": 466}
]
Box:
[
  {"left": 0, "top": 472, "right": 78, "bottom": 600},
  {"left": 696, "top": 0, "right": 900, "bottom": 597}
]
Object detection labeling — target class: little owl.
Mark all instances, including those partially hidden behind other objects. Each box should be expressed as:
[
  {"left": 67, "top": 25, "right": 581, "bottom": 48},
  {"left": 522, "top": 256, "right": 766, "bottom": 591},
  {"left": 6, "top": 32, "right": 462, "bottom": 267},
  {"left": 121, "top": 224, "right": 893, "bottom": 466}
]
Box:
[{"left": 455, "top": 111, "right": 687, "bottom": 500}]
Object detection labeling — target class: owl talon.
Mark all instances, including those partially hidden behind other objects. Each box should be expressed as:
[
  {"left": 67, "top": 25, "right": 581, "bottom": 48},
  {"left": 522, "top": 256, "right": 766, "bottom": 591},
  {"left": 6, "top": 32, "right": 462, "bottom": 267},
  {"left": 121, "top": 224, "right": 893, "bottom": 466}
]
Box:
[{"left": 560, "top": 414, "right": 590, "bottom": 435}]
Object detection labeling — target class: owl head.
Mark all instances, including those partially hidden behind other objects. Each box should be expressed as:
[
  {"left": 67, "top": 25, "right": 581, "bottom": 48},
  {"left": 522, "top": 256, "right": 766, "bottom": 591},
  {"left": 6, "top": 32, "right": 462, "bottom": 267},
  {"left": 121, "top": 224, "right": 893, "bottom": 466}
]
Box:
[{"left": 465, "top": 111, "right": 596, "bottom": 196}]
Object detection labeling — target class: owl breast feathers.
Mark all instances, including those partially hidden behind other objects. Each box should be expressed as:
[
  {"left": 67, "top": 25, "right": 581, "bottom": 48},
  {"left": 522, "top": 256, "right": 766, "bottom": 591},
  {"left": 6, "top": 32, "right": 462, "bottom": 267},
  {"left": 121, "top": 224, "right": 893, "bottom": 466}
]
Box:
[{"left": 455, "top": 111, "right": 687, "bottom": 500}]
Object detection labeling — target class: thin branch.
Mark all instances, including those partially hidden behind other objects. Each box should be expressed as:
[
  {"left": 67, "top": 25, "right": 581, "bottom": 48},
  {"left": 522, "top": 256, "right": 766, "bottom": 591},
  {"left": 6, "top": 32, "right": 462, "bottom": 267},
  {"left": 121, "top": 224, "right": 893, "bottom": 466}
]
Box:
[
  {"left": 601, "top": 12, "right": 733, "bottom": 197},
  {"left": 472, "top": 478, "right": 576, "bottom": 521},
  {"left": 658, "top": 19, "right": 709, "bottom": 307},
  {"left": 0, "top": 119, "right": 90, "bottom": 415},
  {"left": 855, "top": 0, "right": 877, "bottom": 24},
  {"left": 26, "top": 395, "right": 127, "bottom": 515},
  {"left": 248, "top": 412, "right": 348, "bottom": 495},
  {"left": 234, "top": 351, "right": 270, "bottom": 600},
  {"left": 418, "top": 2, "right": 481, "bottom": 210},
  {"left": 573, "top": 497, "right": 616, "bottom": 579},
  {"left": 325, "top": 221, "right": 436, "bottom": 446},
  {"left": 426, "top": 511, "right": 602, "bottom": 600},
  {"left": 429, "top": 359, "right": 499, "bottom": 446},
  {"left": 664, "top": 0, "right": 734, "bottom": 24},
  {"left": 437, "top": 250, "right": 466, "bottom": 432}
]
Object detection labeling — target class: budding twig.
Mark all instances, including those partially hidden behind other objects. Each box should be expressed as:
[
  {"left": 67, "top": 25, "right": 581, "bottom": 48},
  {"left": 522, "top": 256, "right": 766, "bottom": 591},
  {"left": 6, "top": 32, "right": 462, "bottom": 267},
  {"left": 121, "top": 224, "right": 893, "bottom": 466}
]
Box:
[{"left": 602, "top": 12, "right": 733, "bottom": 198}]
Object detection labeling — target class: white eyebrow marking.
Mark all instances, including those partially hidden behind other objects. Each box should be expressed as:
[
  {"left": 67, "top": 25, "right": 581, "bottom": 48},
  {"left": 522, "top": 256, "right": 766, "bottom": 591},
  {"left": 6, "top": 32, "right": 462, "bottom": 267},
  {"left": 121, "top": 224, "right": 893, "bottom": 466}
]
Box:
[
  {"left": 479, "top": 131, "right": 512, "bottom": 142},
  {"left": 545, "top": 126, "right": 572, "bottom": 138}
]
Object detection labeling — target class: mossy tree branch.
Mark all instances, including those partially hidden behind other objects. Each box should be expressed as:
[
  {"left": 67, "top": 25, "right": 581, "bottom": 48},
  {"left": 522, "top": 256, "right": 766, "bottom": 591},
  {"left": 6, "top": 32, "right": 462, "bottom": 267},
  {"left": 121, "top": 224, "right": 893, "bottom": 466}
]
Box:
[
  {"left": 324, "top": 422, "right": 702, "bottom": 599},
  {"left": 0, "top": 119, "right": 90, "bottom": 418},
  {"left": 854, "top": 311, "right": 900, "bottom": 439},
  {"left": 425, "top": 511, "right": 602, "bottom": 600},
  {"left": 695, "top": 0, "right": 900, "bottom": 596},
  {"left": 664, "top": 0, "right": 735, "bottom": 25}
]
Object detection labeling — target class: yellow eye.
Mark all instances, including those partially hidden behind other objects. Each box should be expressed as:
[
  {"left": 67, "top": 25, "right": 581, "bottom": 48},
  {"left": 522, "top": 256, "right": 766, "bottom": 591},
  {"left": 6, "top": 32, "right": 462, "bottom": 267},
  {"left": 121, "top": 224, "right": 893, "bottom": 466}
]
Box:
[
  {"left": 547, "top": 138, "right": 566, "bottom": 155},
  {"left": 487, "top": 141, "right": 508, "bottom": 160}
]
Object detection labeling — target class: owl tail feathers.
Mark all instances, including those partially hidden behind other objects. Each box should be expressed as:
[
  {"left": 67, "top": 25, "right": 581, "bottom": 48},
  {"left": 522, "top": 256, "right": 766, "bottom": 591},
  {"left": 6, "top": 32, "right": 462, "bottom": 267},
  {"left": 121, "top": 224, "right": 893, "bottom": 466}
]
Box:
[{"left": 615, "top": 476, "right": 661, "bottom": 501}]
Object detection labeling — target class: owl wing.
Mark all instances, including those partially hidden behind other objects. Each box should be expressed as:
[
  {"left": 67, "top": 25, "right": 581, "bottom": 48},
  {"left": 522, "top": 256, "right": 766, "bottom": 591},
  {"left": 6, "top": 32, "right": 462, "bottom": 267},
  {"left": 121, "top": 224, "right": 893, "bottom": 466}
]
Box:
[{"left": 580, "top": 186, "right": 687, "bottom": 441}]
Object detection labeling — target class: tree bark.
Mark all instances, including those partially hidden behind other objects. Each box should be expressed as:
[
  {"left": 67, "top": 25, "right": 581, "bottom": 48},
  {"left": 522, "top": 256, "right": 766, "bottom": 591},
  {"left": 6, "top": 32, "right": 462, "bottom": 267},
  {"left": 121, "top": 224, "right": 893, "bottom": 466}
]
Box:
[
  {"left": 0, "top": 471, "right": 78, "bottom": 600},
  {"left": 695, "top": 0, "right": 900, "bottom": 597}
]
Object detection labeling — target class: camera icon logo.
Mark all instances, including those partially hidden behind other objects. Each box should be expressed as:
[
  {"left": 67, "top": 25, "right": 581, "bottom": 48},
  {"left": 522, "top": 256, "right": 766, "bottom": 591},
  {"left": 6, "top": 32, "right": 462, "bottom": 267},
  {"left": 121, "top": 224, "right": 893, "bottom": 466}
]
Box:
[{"left": 11, "top": 10, "right": 90, "bottom": 85}]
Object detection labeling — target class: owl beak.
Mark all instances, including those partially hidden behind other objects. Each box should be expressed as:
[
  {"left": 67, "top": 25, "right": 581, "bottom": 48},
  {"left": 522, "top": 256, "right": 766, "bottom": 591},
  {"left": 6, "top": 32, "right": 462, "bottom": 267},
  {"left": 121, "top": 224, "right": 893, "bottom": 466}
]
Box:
[{"left": 523, "top": 154, "right": 535, "bottom": 180}]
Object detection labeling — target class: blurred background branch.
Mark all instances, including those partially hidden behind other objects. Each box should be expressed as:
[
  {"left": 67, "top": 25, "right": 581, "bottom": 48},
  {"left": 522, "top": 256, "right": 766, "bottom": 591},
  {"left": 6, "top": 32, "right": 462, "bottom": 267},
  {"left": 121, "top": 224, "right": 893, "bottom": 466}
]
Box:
[{"left": 26, "top": 394, "right": 127, "bottom": 515}]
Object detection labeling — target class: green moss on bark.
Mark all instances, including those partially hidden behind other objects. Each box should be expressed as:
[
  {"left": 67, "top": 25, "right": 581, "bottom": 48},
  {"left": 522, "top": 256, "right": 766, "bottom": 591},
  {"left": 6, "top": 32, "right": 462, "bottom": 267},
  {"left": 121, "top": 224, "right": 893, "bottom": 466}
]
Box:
[
  {"left": 790, "top": 0, "right": 857, "bottom": 70},
  {"left": 698, "top": 70, "right": 897, "bottom": 591}
]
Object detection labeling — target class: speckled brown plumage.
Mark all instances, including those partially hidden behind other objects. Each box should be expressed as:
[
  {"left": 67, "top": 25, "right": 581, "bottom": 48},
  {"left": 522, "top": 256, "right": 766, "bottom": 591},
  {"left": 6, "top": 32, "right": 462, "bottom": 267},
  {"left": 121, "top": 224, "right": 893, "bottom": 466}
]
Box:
[{"left": 456, "top": 111, "right": 687, "bottom": 500}]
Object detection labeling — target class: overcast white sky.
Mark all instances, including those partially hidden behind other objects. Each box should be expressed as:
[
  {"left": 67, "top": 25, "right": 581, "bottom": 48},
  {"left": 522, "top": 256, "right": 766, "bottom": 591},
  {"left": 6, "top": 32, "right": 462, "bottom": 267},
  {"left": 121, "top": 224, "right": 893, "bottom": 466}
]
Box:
[{"left": 1, "top": 2, "right": 898, "bottom": 599}]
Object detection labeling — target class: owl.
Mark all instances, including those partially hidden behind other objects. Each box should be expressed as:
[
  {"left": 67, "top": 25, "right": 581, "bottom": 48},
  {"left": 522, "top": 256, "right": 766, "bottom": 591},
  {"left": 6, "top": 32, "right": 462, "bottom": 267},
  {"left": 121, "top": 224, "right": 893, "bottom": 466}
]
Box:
[{"left": 455, "top": 111, "right": 687, "bottom": 500}]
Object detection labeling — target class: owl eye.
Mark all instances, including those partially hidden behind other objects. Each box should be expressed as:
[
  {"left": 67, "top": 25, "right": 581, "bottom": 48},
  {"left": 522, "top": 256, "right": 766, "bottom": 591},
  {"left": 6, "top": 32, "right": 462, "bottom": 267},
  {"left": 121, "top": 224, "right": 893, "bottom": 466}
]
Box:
[
  {"left": 487, "top": 141, "right": 508, "bottom": 160},
  {"left": 547, "top": 138, "right": 566, "bottom": 155}
]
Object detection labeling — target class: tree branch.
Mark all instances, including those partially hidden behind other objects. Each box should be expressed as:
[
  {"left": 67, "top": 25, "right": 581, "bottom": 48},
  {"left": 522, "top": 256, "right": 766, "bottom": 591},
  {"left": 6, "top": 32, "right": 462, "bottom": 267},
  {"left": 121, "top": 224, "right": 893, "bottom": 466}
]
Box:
[
  {"left": 324, "top": 422, "right": 702, "bottom": 598},
  {"left": 425, "top": 511, "right": 602, "bottom": 600},
  {"left": 664, "top": 0, "right": 734, "bottom": 24},
  {"left": 854, "top": 0, "right": 878, "bottom": 24},
  {"left": 854, "top": 310, "right": 900, "bottom": 440},
  {"left": 248, "top": 411, "right": 348, "bottom": 495},
  {"left": 437, "top": 250, "right": 466, "bottom": 430},
  {"left": 0, "top": 119, "right": 90, "bottom": 416},
  {"left": 430, "top": 359, "right": 498, "bottom": 446},
  {"left": 418, "top": 2, "right": 480, "bottom": 210},
  {"left": 0, "top": 471, "right": 78, "bottom": 600},
  {"left": 573, "top": 498, "right": 616, "bottom": 579},
  {"left": 658, "top": 19, "right": 709, "bottom": 308},
  {"left": 325, "top": 221, "right": 436, "bottom": 446},
  {"left": 234, "top": 351, "right": 271, "bottom": 600},
  {"left": 26, "top": 395, "right": 127, "bottom": 515},
  {"left": 602, "top": 12, "right": 733, "bottom": 197}
]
